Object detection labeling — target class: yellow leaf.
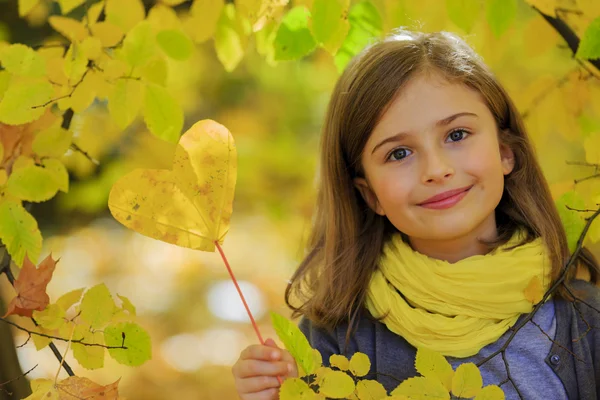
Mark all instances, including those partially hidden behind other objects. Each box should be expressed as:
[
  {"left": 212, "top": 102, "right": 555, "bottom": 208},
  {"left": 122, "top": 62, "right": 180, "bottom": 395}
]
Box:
[
  {"left": 391, "top": 376, "right": 449, "bottom": 400},
  {"left": 43, "top": 158, "right": 69, "bottom": 193},
  {"left": 414, "top": 347, "right": 454, "bottom": 391},
  {"left": 451, "top": 363, "right": 483, "bottom": 398},
  {"left": 102, "top": 58, "right": 129, "bottom": 80},
  {"left": 80, "top": 36, "right": 103, "bottom": 60},
  {"left": 90, "top": 22, "right": 125, "bottom": 47},
  {"left": 474, "top": 385, "right": 505, "bottom": 400},
  {"left": 63, "top": 42, "right": 88, "bottom": 84},
  {"left": 214, "top": 3, "right": 246, "bottom": 72},
  {"left": 7, "top": 164, "right": 60, "bottom": 202},
  {"left": 32, "top": 303, "right": 66, "bottom": 330},
  {"left": 48, "top": 16, "right": 88, "bottom": 42},
  {"left": 0, "top": 78, "right": 53, "bottom": 125},
  {"left": 355, "top": 379, "right": 387, "bottom": 400},
  {"left": 70, "top": 71, "right": 100, "bottom": 113},
  {"left": 279, "top": 377, "right": 317, "bottom": 399},
  {"left": 318, "top": 369, "right": 355, "bottom": 398},
  {"left": 33, "top": 122, "right": 73, "bottom": 158},
  {"left": 87, "top": 2, "right": 104, "bottom": 24},
  {"left": 31, "top": 326, "right": 52, "bottom": 350},
  {"left": 160, "top": 0, "right": 187, "bottom": 5},
  {"left": 56, "top": 288, "right": 84, "bottom": 311},
  {"left": 57, "top": 0, "right": 85, "bottom": 14},
  {"left": 72, "top": 329, "right": 105, "bottom": 369},
  {"left": 349, "top": 352, "right": 370, "bottom": 377},
  {"left": 139, "top": 56, "right": 168, "bottom": 86},
  {"left": 523, "top": 275, "right": 544, "bottom": 304},
  {"left": 24, "top": 379, "right": 58, "bottom": 400},
  {"left": 56, "top": 376, "right": 120, "bottom": 399},
  {"left": 108, "top": 79, "right": 144, "bottom": 129},
  {"left": 0, "top": 200, "right": 43, "bottom": 267},
  {"left": 108, "top": 119, "right": 237, "bottom": 251},
  {"left": 122, "top": 21, "right": 157, "bottom": 68},
  {"left": 584, "top": 132, "right": 600, "bottom": 165},
  {"left": 18, "top": 0, "right": 40, "bottom": 17},
  {"left": 184, "top": 0, "right": 224, "bottom": 43},
  {"left": 0, "top": 169, "right": 6, "bottom": 186},
  {"left": 147, "top": 4, "right": 182, "bottom": 32},
  {"left": 0, "top": 44, "right": 46, "bottom": 77},
  {"left": 330, "top": 354, "right": 349, "bottom": 371},
  {"left": 106, "top": 0, "right": 146, "bottom": 32}
]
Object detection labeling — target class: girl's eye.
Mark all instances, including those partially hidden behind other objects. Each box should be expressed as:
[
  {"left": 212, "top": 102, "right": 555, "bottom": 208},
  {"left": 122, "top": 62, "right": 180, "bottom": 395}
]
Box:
[
  {"left": 446, "top": 129, "right": 470, "bottom": 142},
  {"left": 388, "top": 148, "right": 412, "bottom": 161}
]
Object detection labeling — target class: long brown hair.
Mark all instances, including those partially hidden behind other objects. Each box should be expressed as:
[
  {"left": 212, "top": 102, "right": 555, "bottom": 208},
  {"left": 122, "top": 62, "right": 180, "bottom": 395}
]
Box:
[{"left": 285, "top": 30, "right": 599, "bottom": 337}]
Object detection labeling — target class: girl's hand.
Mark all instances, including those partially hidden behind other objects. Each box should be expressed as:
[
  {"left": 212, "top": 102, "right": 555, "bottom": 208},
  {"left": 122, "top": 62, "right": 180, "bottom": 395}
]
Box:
[{"left": 232, "top": 338, "right": 299, "bottom": 400}]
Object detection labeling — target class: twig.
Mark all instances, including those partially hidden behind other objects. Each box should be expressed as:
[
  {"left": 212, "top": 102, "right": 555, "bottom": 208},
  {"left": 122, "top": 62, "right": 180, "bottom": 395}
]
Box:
[
  {"left": 501, "top": 351, "right": 524, "bottom": 400},
  {"left": 0, "top": 317, "right": 126, "bottom": 349},
  {"left": 575, "top": 173, "right": 600, "bottom": 184},
  {"left": 0, "top": 364, "right": 38, "bottom": 396},
  {"left": 534, "top": 7, "right": 600, "bottom": 74},
  {"left": 70, "top": 142, "right": 100, "bottom": 166}
]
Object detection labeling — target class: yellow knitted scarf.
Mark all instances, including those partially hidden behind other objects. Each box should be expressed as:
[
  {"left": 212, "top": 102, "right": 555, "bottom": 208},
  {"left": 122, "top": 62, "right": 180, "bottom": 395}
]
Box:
[{"left": 365, "top": 232, "right": 551, "bottom": 358}]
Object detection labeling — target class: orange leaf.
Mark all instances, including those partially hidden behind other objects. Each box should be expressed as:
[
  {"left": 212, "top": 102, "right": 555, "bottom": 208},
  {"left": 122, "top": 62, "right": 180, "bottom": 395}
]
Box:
[
  {"left": 4, "top": 254, "right": 57, "bottom": 317},
  {"left": 57, "top": 376, "right": 120, "bottom": 399},
  {"left": 523, "top": 275, "right": 543, "bottom": 305}
]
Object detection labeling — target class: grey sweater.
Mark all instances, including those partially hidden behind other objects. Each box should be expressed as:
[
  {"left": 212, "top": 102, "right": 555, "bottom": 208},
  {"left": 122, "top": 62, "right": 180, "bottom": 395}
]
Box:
[{"left": 298, "top": 279, "right": 600, "bottom": 399}]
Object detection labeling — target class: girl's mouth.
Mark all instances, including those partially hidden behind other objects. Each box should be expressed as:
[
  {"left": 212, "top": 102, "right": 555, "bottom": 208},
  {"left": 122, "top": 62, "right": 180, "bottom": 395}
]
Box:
[{"left": 418, "top": 185, "right": 473, "bottom": 210}]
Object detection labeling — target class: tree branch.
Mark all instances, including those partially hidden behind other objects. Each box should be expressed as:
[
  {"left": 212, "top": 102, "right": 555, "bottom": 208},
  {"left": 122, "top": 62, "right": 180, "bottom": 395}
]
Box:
[
  {"left": 0, "top": 364, "right": 37, "bottom": 396},
  {"left": 534, "top": 7, "right": 600, "bottom": 74},
  {"left": 0, "top": 249, "right": 76, "bottom": 376}
]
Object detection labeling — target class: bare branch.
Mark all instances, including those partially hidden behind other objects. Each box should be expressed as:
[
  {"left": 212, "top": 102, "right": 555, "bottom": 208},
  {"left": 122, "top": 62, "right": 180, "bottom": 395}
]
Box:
[{"left": 0, "top": 364, "right": 38, "bottom": 396}]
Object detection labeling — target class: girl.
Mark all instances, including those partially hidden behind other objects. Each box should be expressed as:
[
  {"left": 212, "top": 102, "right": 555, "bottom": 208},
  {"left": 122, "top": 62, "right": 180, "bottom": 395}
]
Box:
[{"left": 232, "top": 30, "right": 600, "bottom": 399}]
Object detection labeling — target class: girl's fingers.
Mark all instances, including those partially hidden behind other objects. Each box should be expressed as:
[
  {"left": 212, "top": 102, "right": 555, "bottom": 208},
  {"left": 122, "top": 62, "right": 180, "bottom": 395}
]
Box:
[
  {"left": 236, "top": 375, "right": 281, "bottom": 394},
  {"left": 263, "top": 338, "right": 299, "bottom": 378},
  {"left": 234, "top": 359, "right": 290, "bottom": 379},
  {"left": 239, "top": 388, "right": 279, "bottom": 400},
  {"left": 240, "top": 344, "right": 282, "bottom": 362}
]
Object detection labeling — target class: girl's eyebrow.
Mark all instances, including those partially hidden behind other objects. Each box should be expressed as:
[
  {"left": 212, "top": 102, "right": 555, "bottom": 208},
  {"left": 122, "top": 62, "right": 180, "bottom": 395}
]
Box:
[{"left": 371, "top": 112, "right": 479, "bottom": 155}]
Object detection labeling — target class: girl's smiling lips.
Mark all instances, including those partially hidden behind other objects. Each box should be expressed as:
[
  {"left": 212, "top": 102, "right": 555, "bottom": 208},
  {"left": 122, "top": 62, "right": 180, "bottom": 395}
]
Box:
[{"left": 418, "top": 185, "right": 473, "bottom": 209}]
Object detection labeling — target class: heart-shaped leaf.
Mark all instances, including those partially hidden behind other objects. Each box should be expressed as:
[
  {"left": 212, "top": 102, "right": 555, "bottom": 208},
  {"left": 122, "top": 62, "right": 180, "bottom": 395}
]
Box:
[{"left": 108, "top": 119, "right": 236, "bottom": 252}]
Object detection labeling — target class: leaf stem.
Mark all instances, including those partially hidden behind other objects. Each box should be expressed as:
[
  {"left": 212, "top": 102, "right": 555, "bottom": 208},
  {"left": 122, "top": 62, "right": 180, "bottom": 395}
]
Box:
[{"left": 214, "top": 241, "right": 284, "bottom": 385}]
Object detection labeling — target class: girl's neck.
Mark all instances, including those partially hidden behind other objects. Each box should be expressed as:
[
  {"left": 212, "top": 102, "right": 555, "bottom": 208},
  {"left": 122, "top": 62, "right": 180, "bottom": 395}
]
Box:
[{"left": 407, "top": 215, "right": 498, "bottom": 263}]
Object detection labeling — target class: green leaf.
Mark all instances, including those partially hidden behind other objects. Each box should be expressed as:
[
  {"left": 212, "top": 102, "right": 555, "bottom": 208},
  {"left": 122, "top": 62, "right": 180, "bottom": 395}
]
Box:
[
  {"left": 446, "top": 0, "right": 481, "bottom": 33},
  {"left": 391, "top": 376, "right": 450, "bottom": 400},
  {"left": 143, "top": 83, "right": 183, "bottom": 143},
  {"left": 0, "top": 79, "right": 53, "bottom": 125},
  {"left": 311, "top": 0, "right": 350, "bottom": 54},
  {"left": 414, "top": 347, "right": 454, "bottom": 391},
  {"left": 334, "top": 1, "right": 382, "bottom": 72},
  {"left": 576, "top": 17, "right": 600, "bottom": 61},
  {"left": 214, "top": 4, "right": 245, "bottom": 72},
  {"left": 0, "top": 200, "right": 42, "bottom": 266},
  {"left": 117, "top": 294, "right": 137, "bottom": 316},
  {"left": 274, "top": 6, "right": 317, "bottom": 61},
  {"left": 32, "top": 304, "right": 66, "bottom": 331},
  {"left": 0, "top": 44, "right": 46, "bottom": 77},
  {"left": 43, "top": 159, "right": 69, "bottom": 193},
  {"left": 318, "top": 369, "right": 355, "bottom": 398},
  {"left": 349, "top": 352, "right": 370, "bottom": 377},
  {"left": 80, "top": 283, "right": 117, "bottom": 329},
  {"left": 108, "top": 79, "right": 144, "bottom": 130},
  {"left": 104, "top": 321, "right": 152, "bottom": 366},
  {"left": 451, "top": 363, "right": 482, "bottom": 398},
  {"left": 33, "top": 123, "right": 73, "bottom": 158},
  {"left": 156, "top": 29, "right": 193, "bottom": 61},
  {"left": 56, "top": 288, "right": 84, "bottom": 311},
  {"left": 270, "top": 311, "right": 318, "bottom": 375},
  {"left": 122, "top": 21, "right": 156, "bottom": 68},
  {"left": 555, "top": 191, "right": 587, "bottom": 253},
  {"left": 486, "top": 0, "right": 516, "bottom": 37},
  {"left": 72, "top": 330, "right": 105, "bottom": 370},
  {"left": 139, "top": 56, "right": 168, "bottom": 86},
  {"left": 7, "top": 164, "right": 60, "bottom": 202}
]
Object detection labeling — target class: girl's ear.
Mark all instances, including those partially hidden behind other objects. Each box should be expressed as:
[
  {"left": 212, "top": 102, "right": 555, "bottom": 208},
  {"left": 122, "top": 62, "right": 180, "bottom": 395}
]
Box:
[
  {"left": 499, "top": 141, "right": 515, "bottom": 175},
  {"left": 353, "top": 177, "right": 385, "bottom": 215}
]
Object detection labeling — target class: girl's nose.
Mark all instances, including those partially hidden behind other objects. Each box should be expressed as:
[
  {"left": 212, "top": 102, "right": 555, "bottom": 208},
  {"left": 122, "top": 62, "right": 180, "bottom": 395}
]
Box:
[{"left": 421, "top": 150, "right": 455, "bottom": 183}]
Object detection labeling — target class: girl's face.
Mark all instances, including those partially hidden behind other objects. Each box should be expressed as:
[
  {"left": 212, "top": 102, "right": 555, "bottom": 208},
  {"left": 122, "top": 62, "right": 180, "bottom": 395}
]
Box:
[{"left": 354, "top": 72, "right": 515, "bottom": 251}]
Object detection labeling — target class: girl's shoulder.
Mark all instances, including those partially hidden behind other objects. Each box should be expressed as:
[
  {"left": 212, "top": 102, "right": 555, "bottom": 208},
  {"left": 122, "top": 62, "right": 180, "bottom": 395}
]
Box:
[{"left": 555, "top": 279, "right": 600, "bottom": 329}]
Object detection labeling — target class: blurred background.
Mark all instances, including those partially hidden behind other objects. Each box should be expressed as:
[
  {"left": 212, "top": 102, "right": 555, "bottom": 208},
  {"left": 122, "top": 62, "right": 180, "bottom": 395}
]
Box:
[{"left": 0, "top": 0, "right": 599, "bottom": 399}]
